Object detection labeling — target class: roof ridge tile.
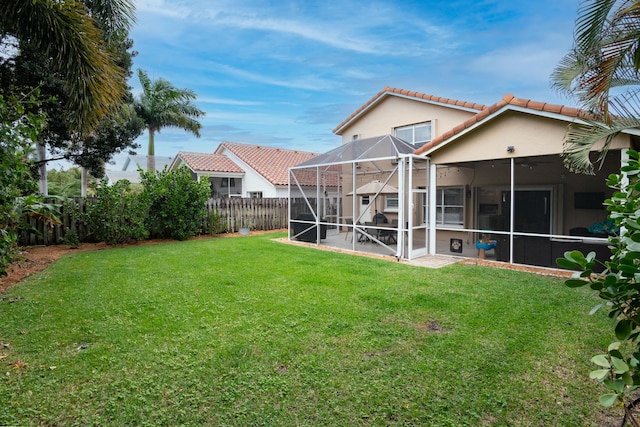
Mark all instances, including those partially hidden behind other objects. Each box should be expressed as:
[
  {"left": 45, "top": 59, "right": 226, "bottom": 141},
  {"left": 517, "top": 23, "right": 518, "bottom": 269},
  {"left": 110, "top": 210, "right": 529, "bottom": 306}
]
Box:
[{"left": 414, "top": 93, "right": 585, "bottom": 156}]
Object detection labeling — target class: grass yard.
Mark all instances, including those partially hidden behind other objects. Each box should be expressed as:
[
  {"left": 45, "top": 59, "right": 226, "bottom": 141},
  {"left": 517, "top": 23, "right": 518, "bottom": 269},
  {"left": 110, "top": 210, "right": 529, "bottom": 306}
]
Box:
[{"left": 0, "top": 232, "right": 616, "bottom": 426}]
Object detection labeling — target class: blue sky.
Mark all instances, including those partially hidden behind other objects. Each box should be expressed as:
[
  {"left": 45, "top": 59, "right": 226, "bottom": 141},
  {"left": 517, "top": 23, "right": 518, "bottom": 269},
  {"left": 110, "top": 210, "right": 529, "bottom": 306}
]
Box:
[{"left": 117, "top": 0, "right": 582, "bottom": 168}]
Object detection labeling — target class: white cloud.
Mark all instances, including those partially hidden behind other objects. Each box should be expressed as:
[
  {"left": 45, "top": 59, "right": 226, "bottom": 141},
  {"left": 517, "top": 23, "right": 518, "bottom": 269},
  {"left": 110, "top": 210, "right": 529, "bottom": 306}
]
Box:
[
  {"left": 134, "top": 0, "right": 193, "bottom": 19},
  {"left": 207, "top": 62, "right": 335, "bottom": 91},
  {"left": 198, "top": 97, "right": 264, "bottom": 106}
]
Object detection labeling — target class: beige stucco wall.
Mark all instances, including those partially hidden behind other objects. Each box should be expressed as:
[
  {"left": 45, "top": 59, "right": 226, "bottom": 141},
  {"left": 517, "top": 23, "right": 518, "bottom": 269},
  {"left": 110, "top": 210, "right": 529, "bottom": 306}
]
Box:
[
  {"left": 429, "top": 111, "right": 632, "bottom": 164},
  {"left": 338, "top": 96, "right": 479, "bottom": 142}
]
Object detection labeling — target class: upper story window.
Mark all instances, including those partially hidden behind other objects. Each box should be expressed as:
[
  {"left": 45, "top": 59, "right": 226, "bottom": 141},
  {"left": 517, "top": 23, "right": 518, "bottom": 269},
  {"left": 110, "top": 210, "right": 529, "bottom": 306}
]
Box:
[{"left": 395, "top": 122, "right": 432, "bottom": 148}]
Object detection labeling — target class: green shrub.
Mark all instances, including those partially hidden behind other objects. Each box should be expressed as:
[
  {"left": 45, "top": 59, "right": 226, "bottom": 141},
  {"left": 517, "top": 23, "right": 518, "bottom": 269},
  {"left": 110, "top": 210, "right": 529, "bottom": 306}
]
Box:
[
  {"left": 207, "top": 210, "right": 227, "bottom": 235},
  {"left": 62, "top": 227, "right": 81, "bottom": 248},
  {"left": 0, "top": 93, "right": 46, "bottom": 279},
  {"left": 557, "top": 149, "right": 640, "bottom": 420},
  {"left": 86, "top": 180, "right": 149, "bottom": 244},
  {"left": 140, "top": 167, "right": 210, "bottom": 240}
]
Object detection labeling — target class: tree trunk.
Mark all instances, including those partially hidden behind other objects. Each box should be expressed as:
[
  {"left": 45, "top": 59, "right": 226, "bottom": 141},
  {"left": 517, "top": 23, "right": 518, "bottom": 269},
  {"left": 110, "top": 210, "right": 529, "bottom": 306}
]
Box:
[
  {"left": 81, "top": 167, "right": 88, "bottom": 197},
  {"left": 37, "top": 142, "right": 48, "bottom": 195},
  {"left": 147, "top": 128, "right": 155, "bottom": 171}
]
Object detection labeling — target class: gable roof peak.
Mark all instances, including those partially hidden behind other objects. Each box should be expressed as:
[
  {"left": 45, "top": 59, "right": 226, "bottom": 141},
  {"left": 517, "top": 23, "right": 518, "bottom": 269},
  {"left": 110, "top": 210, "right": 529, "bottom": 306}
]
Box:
[
  {"left": 333, "top": 87, "right": 486, "bottom": 135},
  {"left": 414, "top": 93, "right": 587, "bottom": 156},
  {"left": 216, "top": 141, "right": 317, "bottom": 185}
]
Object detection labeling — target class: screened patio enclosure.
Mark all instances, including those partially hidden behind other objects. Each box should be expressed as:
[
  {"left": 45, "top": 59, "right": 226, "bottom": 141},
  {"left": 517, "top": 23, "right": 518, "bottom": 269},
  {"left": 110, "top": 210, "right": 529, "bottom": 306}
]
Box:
[
  {"left": 427, "top": 150, "right": 622, "bottom": 268},
  {"left": 288, "top": 135, "right": 430, "bottom": 260}
]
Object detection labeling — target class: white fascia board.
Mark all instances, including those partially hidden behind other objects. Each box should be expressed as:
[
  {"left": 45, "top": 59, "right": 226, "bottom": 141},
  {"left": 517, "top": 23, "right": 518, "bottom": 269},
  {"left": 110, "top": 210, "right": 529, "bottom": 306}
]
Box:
[
  {"left": 419, "top": 104, "right": 608, "bottom": 156},
  {"left": 200, "top": 171, "right": 244, "bottom": 178}
]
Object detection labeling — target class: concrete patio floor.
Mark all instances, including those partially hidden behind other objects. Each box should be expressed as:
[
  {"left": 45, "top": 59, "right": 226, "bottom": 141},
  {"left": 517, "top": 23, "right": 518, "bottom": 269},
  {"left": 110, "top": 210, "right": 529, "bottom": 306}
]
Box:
[{"left": 280, "top": 228, "right": 571, "bottom": 277}]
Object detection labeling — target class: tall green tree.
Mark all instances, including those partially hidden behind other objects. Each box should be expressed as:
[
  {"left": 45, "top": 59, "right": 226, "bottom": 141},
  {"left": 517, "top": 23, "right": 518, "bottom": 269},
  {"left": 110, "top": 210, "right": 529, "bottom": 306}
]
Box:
[
  {"left": 0, "top": 0, "right": 137, "bottom": 193},
  {"left": 0, "top": 0, "right": 133, "bottom": 133},
  {"left": 133, "top": 69, "right": 205, "bottom": 171},
  {"left": 552, "top": 0, "right": 640, "bottom": 174}
]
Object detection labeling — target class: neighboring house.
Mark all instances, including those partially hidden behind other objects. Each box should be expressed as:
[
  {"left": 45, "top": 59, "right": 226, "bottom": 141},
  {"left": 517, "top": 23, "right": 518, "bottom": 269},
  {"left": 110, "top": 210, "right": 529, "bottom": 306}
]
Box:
[
  {"left": 168, "top": 152, "right": 245, "bottom": 197},
  {"left": 168, "top": 142, "right": 325, "bottom": 198},
  {"left": 290, "top": 86, "right": 640, "bottom": 269},
  {"left": 214, "top": 142, "right": 321, "bottom": 198},
  {"left": 104, "top": 155, "right": 173, "bottom": 185}
]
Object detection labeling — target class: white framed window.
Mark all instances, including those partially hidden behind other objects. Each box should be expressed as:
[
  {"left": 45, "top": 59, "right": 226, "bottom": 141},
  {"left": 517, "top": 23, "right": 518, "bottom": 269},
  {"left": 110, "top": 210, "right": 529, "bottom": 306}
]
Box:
[
  {"left": 221, "top": 177, "right": 236, "bottom": 187},
  {"left": 395, "top": 122, "right": 432, "bottom": 148},
  {"left": 385, "top": 195, "right": 399, "bottom": 211},
  {"left": 249, "top": 191, "right": 262, "bottom": 198},
  {"left": 435, "top": 186, "right": 464, "bottom": 227}
]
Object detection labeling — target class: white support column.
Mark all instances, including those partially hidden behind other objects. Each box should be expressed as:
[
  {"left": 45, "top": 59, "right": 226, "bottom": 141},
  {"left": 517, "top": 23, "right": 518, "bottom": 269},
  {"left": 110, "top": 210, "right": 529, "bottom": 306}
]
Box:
[
  {"left": 429, "top": 163, "right": 437, "bottom": 255},
  {"left": 621, "top": 149, "right": 630, "bottom": 188},
  {"left": 316, "top": 166, "right": 321, "bottom": 244},
  {"left": 509, "top": 157, "right": 515, "bottom": 263},
  {"left": 288, "top": 169, "right": 292, "bottom": 240},
  {"left": 397, "top": 156, "right": 406, "bottom": 259},
  {"left": 352, "top": 162, "right": 357, "bottom": 252},
  {"left": 621, "top": 149, "right": 630, "bottom": 237}
]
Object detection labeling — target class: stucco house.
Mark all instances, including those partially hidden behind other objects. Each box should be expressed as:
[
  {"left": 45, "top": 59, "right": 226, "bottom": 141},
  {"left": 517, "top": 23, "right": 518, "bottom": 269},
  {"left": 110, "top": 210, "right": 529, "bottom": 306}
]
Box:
[
  {"left": 105, "top": 155, "right": 174, "bottom": 185},
  {"left": 289, "top": 87, "right": 640, "bottom": 269},
  {"left": 169, "top": 142, "right": 325, "bottom": 198},
  {"left": 168, "top": 152, "right": 245, "bottom": 197}
]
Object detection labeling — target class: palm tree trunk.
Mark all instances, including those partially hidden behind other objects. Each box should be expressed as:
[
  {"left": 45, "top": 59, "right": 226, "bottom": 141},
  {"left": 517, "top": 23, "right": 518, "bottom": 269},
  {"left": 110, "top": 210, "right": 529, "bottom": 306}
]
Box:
[
  {"left": 147, "top": 128, "right": 155, "bottom": 171},
  {"left": 37, "top": 141, "right": 48, "bottom": 195}
]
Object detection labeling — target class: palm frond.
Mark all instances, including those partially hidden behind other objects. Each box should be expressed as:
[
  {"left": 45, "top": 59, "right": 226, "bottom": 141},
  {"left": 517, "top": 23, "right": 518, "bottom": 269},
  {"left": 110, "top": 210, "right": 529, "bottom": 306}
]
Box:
[
  {"left": 0, "top": 0, "right": 129, "bottom": 134},
  {"left": 84, "top": 0, "right": 136, "bottom": 42},
  {"left": 562, "top": 113, "right": 640, "bottom": 174}
]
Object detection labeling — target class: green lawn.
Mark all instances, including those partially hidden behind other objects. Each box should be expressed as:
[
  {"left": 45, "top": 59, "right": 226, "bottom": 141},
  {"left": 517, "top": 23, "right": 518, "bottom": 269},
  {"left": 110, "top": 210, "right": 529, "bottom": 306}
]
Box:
[{"left": 0, "top": 232, "right": 617, "bottom": 426}]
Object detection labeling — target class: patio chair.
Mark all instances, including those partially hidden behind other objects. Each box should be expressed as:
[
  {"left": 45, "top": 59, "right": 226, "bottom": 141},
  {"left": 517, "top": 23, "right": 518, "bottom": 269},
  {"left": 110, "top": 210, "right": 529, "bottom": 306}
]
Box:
[
  {"left": 345, "top": 219, "right": 366, "bottom": 243},
  {"left": 379, "top": 221, "right": 397, "bottom": 244}
]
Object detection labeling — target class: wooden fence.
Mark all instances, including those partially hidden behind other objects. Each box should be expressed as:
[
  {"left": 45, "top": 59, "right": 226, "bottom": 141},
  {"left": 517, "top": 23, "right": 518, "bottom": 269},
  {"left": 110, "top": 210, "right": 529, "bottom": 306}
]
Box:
[{"left": 19, "top": 197, "right": 319, "bottom": 246}]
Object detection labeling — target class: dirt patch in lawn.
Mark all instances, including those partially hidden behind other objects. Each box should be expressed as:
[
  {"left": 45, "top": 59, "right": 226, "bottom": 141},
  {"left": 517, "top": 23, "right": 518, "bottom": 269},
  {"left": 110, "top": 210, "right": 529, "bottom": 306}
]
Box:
[{"left": 0, "top": 230, "right": 285, "bottom": 294}]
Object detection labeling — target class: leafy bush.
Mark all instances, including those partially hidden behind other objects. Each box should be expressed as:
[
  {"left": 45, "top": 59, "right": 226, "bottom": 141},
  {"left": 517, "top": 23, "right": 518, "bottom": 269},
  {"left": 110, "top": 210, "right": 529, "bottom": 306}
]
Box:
[
  {"left": 86, "top": 180, "right": 149, "bottom": 244},
  {"left": 557, "top": 149, "right": 640, "bottom": 421},
  {"left": 207, "top": 210, "right": 227, "bottom": 235},
  {"left": 140, "top": 167, "right": 210, "bottom": 240},
  {"left": 0, "top": 94, "right": 46, "bottom": 278},
  {"left": 62, "top": 227, "right": 81, "bottom": 248}
]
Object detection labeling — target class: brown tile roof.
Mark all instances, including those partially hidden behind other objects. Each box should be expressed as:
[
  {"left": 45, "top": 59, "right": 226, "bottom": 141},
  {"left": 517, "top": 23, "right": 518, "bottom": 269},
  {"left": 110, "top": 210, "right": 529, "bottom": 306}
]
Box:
[
  {"left": 333, "top": 86, "right": 486, "bottom": 134},
  {"left": 217, "top": 142, "right": 318, "bottom": 186},
  {"left": 174, "top": 152, "right": 244, "bottom": 173},
  {"left": 413, "top": 94, "right": 589, "bottom": 155}
]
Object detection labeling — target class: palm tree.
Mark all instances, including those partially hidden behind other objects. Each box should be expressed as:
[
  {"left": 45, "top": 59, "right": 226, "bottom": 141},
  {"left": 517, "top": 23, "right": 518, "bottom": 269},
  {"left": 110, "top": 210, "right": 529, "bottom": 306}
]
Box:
[
  {"left": 551, "top": 0, "right": 640, "bottom": 174},
  {"left": 133, "top": 69, "right": 205, "bottom": 171}
]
